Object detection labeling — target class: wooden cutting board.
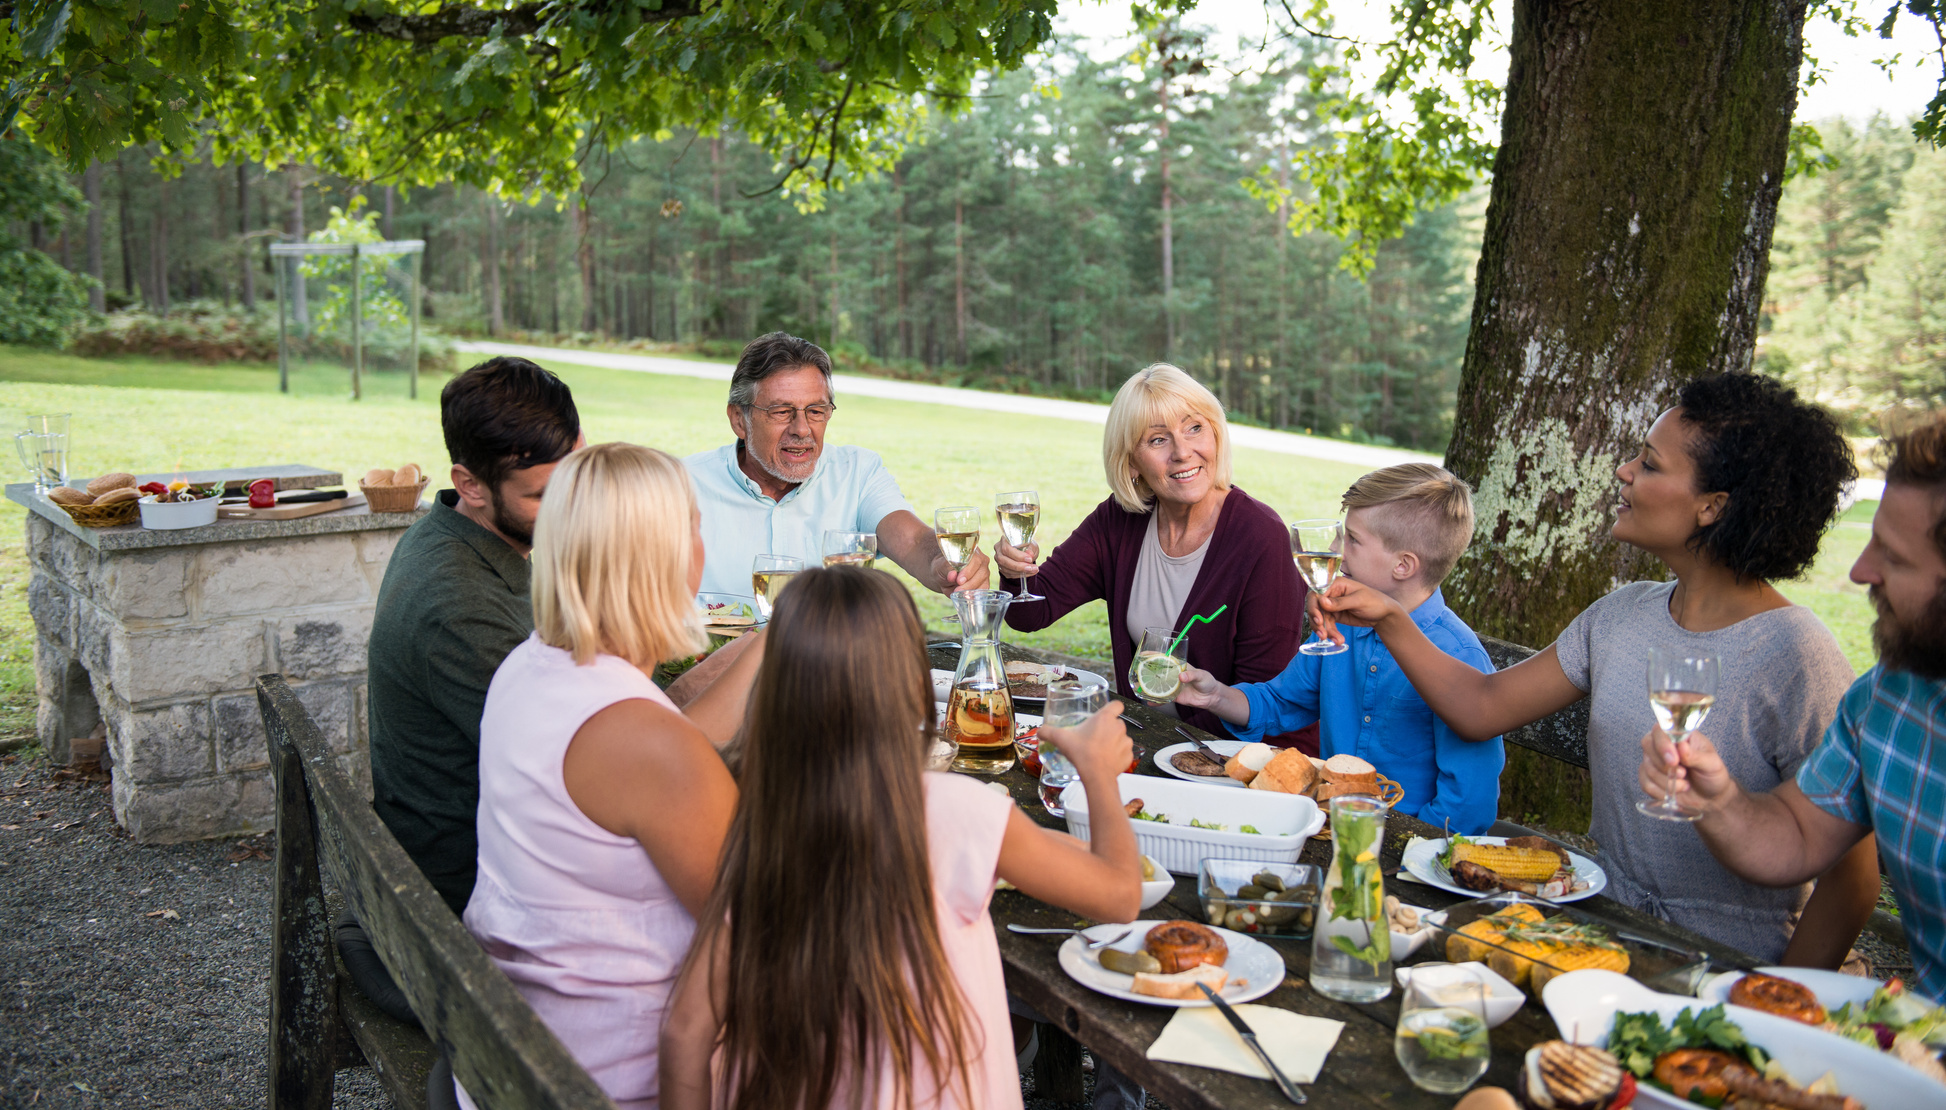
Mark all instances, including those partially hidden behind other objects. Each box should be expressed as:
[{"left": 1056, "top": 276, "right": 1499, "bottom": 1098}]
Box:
[{"left": 217, "top": 492, "right": 367, "bottom": 520}]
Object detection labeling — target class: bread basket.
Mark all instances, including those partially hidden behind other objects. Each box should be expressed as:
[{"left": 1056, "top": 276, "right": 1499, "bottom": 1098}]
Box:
[
  {"left": 360, "top": 478, "right": 430, "bottom": 513},
  {"left": 55, "top": 497, "right": 140, "bottom": 528}
]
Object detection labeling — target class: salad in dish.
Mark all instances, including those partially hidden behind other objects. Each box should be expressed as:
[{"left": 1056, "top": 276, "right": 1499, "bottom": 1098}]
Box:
[
  {"left": 1823, "top": 978, "right": 1946, "bottom": 1086},
  {"left": 1607, "top": 1003, "right": 1861, "bottom": 1109}
]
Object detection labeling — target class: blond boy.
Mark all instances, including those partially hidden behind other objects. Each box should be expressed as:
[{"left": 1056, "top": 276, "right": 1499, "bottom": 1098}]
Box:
[{"left": 1177, "top": 463, "right": 1504, "bottom": 832}]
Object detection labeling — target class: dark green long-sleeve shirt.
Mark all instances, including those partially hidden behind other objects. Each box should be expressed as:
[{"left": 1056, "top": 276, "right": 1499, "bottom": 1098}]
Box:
[{"left": 368, "top": 491, "right": 533, "bottom": 915}]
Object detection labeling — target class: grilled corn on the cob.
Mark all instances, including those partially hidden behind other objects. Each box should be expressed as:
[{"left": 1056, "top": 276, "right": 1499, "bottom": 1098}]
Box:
[{"left": 1450, "top": 843, "right": 1563, "bottom": 880}]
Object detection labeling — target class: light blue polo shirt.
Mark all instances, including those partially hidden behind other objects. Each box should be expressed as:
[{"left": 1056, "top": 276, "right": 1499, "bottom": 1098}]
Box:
[{"left": 684, "top": 442, "right": 913, "bottom": 597}]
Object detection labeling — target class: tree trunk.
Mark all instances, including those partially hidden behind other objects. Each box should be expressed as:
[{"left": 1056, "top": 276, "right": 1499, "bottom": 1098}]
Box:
[
  {"left": 829, "top": 224, "right": 840, "bottom": 347},
  {"left": 237, "top": 163, "right": 255, "bottom": 310},
  {"left": 1158, "top": 66, "right": 1175, "bottom": 363},
  {"left": 84, "top": 164, "right": 105, "bottom": 312},
  {"left": 116, "top": 156, "right": 135, "bottom": 299},
  {"left": 288, "top": 166, "right": 308, "bottom": 327},
  {"left": 484, "top": 198, "right": 504, "bottom": 336},
  {"left": 1443, "top": 0, "right": 1807, "bottom": 831},
  {"left": 382, "top": 184, "right": 395, "bottom": 240},
  {"left": 954, "top": 196, "right": 966, "bottom": 364},
  {"left": 149, "top": 178, "right": 170, "bottom": 313},
  {"left": 1446, "top": 0, "right": 1805, "bottom": 646},
  {"left": 576, "top": 195, "right": 597, "bottom": 333},
  {"left": 895, "top": 166, "right": 910, "bottom": 360}
]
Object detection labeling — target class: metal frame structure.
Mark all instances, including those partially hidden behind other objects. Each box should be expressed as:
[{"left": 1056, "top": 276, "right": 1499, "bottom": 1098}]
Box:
[{"left": 269, "top": 240, "right": 426, "bottom": 399}]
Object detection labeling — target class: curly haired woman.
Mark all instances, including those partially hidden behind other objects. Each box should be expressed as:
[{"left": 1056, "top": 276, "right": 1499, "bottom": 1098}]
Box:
[{"left": 1316, "top": 372, "right": 1880, "bottom": 965}]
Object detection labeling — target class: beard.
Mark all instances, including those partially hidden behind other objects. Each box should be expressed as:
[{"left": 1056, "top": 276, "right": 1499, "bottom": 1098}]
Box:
[
  {"left": 487, "top": 487, "right": 534, "bottom": 548},
  {"left": 749, "top": 435, "right": 819, "bottom": 484},
  {"left": 1870, "top": 583, "right": 1946, "bottom": 681}
]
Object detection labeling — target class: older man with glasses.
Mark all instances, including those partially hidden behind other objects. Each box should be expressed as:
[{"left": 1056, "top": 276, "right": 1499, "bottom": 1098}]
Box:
[{"left": 686, "top": 331, "right": 990, "bottom": 598}]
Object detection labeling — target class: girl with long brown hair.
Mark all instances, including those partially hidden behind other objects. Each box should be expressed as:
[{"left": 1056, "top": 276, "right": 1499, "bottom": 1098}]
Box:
[{"left": 660, "top": 566, "right": 1143, "bottom": 1110}]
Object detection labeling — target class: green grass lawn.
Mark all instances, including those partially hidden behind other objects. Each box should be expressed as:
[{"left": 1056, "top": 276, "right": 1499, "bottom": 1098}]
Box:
[{"left": 0, "top": 346, "right": 1887, "bottom": 741}]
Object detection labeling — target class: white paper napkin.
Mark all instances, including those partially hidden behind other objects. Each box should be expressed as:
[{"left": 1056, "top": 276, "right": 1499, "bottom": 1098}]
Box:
[{"left": 1145, "top": 1004, "right": 1344, "bottom": 1082}]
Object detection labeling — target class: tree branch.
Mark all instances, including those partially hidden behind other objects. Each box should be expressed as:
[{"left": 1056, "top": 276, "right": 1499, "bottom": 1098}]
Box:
[{"left": 346, "top": 2, "right": 704, "bottom": 45}]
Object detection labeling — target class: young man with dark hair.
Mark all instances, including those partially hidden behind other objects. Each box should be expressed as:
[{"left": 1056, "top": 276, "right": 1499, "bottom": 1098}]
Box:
[
  {"left": 1641, "top": 412, "right": 1946, "bottom": 997},
  {"left": 685, "top": 331, "right": 990, "bottom": 596}
]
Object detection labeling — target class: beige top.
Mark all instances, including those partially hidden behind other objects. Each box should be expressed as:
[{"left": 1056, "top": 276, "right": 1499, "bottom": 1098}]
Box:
[{"left": 1126, "top": 514, "right": 1211, "bottom": 717}]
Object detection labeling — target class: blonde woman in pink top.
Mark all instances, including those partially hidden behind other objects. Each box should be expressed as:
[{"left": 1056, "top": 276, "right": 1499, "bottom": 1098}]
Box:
[
  {"left": 660, "top": 566, "right": 1144, "bottom": 1110},
  {"left": 458, "top": 443, "right": 756, "bottom": 1110}
]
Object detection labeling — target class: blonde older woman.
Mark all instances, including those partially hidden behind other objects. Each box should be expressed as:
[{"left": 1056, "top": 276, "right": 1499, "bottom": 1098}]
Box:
[
  {"left": 996, "top": 364, "right": 1317, "bottom": 752},
  {"left": 455, "top": 442, "right": 757, "bottom": 1110}
]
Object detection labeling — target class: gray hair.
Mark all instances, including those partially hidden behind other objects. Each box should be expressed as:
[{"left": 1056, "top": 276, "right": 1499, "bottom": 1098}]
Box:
[{"left": 728, "top": 332, "right": 835, "bottom": 408}]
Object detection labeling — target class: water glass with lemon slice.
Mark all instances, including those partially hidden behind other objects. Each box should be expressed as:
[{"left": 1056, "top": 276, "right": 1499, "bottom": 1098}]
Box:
[
  {"left": 1128, "top": 626, "right": 1189, "bottom": 705},
  {"left": 1394, "top": 964, "right": 1490, "bottom": 1093}
]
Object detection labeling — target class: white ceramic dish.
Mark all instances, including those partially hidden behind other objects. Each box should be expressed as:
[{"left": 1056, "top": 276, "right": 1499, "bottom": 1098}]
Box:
[
  {"left": 1697, "top": 965, "right": 1939, "bottom": 1013},
  {"left": 1389, "top": 902, "right": 1446, "bottom": 960},
  {"left": 1058, "top": 920, "right": 1282, "bottom": 1008},
  {"left": 1542, "top": 969, "right": 1944, "bottom": 1110},
  {"left": 1139, "top": 856, "right": 1174, "bottom": 910},
  {"left": 138, "top": 493, "right": 220, "bottom": 529},
  {"left": 1153, "top": 739, "right": 1249, "bottom": 786},
  {"left": 1010, "top": 666, "right": 1112, "bottom": 705},
  {"left": 1399, "top": 835, "right": 1607, "bottom": 903},
  {"left": 1396, "top": 961, "right": 1524, "bottom": 1028},
  {"left": 1061, "top": 774, "right": 1325, "bottom": 875}
]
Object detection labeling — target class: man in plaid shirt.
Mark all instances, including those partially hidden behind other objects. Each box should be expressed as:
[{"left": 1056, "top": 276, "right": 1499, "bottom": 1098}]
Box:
[{"left": 1640, "top": 414, "right": 1946, "bottom": 997}]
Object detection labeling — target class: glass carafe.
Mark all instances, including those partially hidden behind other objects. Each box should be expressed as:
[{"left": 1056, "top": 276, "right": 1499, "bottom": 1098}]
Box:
[
  {"left": 1310, "top": 795, "right": 1393, "bottom": 1001},
  {"left": 945, "top": 590, "right": 1016, "bottom": 774}
]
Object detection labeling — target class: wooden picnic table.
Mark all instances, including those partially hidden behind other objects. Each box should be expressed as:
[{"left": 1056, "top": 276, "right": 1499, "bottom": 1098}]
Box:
[{"left": 933, "top": 642, "right": 1755, "bottom": 1109}]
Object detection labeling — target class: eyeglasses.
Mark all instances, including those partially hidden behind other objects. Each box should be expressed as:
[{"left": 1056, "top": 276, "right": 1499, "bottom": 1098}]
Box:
[{"left": 745, "top": 401, "right": 836, "bottom": 426}]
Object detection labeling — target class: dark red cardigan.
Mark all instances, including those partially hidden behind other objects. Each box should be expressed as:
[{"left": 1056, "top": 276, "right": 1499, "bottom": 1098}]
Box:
[{"left": 1001, "top": 487, "right": 1320, "bottom": 754}]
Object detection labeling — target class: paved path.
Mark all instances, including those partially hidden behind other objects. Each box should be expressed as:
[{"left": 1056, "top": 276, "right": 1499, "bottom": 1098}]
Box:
[{"left": 457, "top": 341, "right": 1440, "bottom": 469}]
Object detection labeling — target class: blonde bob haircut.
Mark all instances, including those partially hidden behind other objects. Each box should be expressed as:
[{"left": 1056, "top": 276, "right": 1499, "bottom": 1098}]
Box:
[
  {"left": 531, "top": 442, "right": 709, "bottom": 667},
  {"left": 1102, "top": 363, "right": 1234, "bottom": 513}
]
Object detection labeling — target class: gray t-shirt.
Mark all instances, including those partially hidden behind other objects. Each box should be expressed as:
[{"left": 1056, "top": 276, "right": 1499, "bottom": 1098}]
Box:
[
  {"left": 1127, "top": 514, "right": 1211, "bottom": 719},
  {"left": 1554, "top": 581, "right": 1853, "bottom": 962}
]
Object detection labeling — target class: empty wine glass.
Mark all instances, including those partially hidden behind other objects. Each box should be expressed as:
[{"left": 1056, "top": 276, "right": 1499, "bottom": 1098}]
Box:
[
  {"left": 995, "top": 490, "right": 1044, "bottom": 602},
  {"left": 822, "top": 530, "right": 877, "bottom": 569},
  {"left": 1291, "top": 519, "right": 1348, "bottom": 656},
  {"left": 1636, "top": 646, "right": 1719, "bottom": 822}
]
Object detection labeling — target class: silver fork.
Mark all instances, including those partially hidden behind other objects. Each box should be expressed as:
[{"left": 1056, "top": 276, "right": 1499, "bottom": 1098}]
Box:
[{"left": 1006, "top": 924, "right": 1135, "bottom": 950}]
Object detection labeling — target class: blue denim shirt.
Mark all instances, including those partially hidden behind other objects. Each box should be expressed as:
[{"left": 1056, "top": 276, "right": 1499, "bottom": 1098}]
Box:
[{"left": 1230, "top": 588, "right": 1503, "bottom": 834}]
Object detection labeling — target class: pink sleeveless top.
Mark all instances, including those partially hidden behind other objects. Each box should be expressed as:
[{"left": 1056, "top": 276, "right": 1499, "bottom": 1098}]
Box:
[{"left": 458, "top": 634, "right": 694, "bottom": 1110}]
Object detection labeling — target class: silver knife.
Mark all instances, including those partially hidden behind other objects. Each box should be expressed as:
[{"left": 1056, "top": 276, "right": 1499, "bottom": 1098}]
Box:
[{"left": 1195, "top": 982, "right": 1307, "bottom": 1104}]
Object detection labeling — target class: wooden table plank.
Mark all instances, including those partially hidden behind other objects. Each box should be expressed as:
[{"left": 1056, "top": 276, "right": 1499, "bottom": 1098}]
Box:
[{"left": 939, "top": 642, "right": 1754, "bottom": 1109}]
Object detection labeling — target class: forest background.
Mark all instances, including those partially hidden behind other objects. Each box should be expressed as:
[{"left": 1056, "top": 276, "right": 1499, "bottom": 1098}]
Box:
[{"left": 36, "top": 29, "right": 1946, "bottom": 452}]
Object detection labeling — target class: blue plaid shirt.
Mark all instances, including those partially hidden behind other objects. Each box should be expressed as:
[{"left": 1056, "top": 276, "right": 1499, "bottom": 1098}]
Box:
[{"left": 1796, "top": 666, "right": 1946, "bottom": 998}]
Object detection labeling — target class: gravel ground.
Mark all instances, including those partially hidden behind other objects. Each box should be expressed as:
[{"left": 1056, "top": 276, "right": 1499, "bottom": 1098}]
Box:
[{"left": 0, "top": 749, "right": 389, "bottom": 1110}]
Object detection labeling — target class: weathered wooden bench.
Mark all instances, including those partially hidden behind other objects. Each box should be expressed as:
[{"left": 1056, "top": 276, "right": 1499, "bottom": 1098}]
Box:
[{"left": 260, "top": 673, "right": 617, "bottom": 1109}]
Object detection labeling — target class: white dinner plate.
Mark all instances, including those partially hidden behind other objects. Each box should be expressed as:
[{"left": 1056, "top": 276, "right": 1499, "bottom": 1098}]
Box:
[
  {"left": 1011, "top": 666, "right": 1113, "bottom": 705},
  {"left": 1153, "top": 739, "right": 1249, "bottom": 785},
  {"left": 1057, "top": 920, "right": 1284, "bottom": 1008},
  {"left": 1542, "top": 969, "right": 1944, "bottom": 1110},
  {"left": 1399, "top": 836, "right": 1607, "bottom": 902},
  {"left": 1698, "top": 966, "right": 1937, "bottom": 1012}
]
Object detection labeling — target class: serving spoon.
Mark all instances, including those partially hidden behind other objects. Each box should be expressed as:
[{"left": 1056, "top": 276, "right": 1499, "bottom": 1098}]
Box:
[{"left": 1007, "top": 924, "right": 1135, "bottom": 950}]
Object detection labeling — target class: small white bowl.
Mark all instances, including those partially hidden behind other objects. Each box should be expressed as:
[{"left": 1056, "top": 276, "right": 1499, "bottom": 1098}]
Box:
[
  {"left": 1390, "top": 902, "right": 1447, "bottom": 959},
  {"left": 138, "top": 494, "right": 219, "bottom": 530},
  {"left": 1139, "top": 855, "right": 1174, "bottom": 909},
  {"left": 1396, "top": 961, "right": 1525, "bottom": 1028}
]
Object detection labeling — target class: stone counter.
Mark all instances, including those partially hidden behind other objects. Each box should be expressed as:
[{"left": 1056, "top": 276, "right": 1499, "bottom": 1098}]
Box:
[{"left": 11, "top": 466, "right": 426, "bottom": 843}]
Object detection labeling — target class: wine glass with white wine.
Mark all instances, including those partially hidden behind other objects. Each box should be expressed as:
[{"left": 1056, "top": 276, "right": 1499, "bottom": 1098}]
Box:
[
  {"left": 1291, "top": 519, "right": 1349, "bottom": 656},
  {"left": 995, "top": 490, "right": 1044, "bottom": 602},
  {"left": 1636, "top": 646, "right": 1720, "bottom": 822},
  {"left": 822, "top": 530, "right": 877, "bottom": 569},
  {"left": 934, "top": 506, "right": 982, "bottom": 584},
  {"left": 750, "top": 553, "right": 801, "bottom": 622}
]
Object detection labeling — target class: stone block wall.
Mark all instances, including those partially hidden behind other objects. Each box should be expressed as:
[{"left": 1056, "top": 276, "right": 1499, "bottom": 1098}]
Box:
[{"left": 28, "top": 514, "right": 403, "bottom": 843}]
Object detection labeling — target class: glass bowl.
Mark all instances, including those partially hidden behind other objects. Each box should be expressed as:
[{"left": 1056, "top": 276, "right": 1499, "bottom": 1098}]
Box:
[{"left": 1199, "top": 859, "right": 1321, "bottom": 938}]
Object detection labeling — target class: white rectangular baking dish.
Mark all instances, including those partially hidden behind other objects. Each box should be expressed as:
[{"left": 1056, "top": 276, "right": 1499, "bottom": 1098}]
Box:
[{"left": 1060, "top": 774, "right": 1325, "bottom": 875}]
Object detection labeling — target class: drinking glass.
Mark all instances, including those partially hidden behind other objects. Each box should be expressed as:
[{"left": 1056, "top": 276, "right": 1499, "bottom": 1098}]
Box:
[
  {"left": 821, "top": 530, "right": 877, "bottom": 569},
  {"left": 934, "top": 506, "right": 981, "bottom": 576},
  {"left": 995, "top": 490, "right": 1044, "bottom": 603},
  {"left": 1039, "top": 676, "right": 1108, "bottom": 817},
  {"left": 1127, "top": 627, "right": 1188, "bottom": 705},
  {"left": 15, "top": 431, "right": 68, "bottom": 496},
  {"left": 749, "top": 554, "right": 802, "bottom": 622},
  {"left": 1637, "top": 647, "right": 1720, "bottom": 822},
  {"left": 1394, "top": 965, "right": 1490, "bottom": 1093},
  {"left": 1291, "top": 519, "right": 1348, "bottom": 656}
]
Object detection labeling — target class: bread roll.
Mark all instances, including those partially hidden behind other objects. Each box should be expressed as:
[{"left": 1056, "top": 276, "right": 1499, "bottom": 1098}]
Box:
[
  {"left": 85, "top": 472, "right": 138, "bottom": 496},
  {"left": 362, "top": 468, "right": 395, "bottom": 487},
  {"left": 1224, "top": 741, "right": 1276, "bottom": 784},
  {"left": 1321, "top": 753, "right": 1378, "bottom": 786},
  {"left": 47, "top": 486, "right": 91, "bottom": 506},
  {"left": 389, "top": 464, "right": 422, "bottom": 487},
  {"left": 1248, "top": 748, "right": 1320, "bottom": 795},
  {"left": 1130, "top": 964, "right": 1228, "bottom": 1000},
  {"left": 92, "top": 487, "right": 141, "bottom": 505}
]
